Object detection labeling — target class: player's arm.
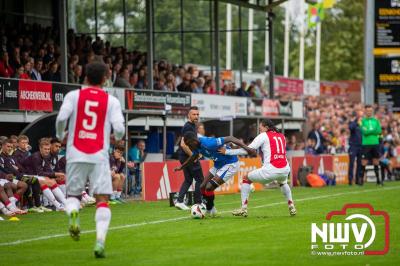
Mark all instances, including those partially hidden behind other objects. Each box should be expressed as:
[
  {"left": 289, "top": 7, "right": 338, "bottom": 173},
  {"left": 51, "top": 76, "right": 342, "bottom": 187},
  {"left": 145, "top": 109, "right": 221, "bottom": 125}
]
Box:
[
  {"left": 180, "top": 137, "right": 193, "bottom": 157},
  {"left": 55, "top": 91, "right": 74, "bottom": 140},
  {"left": 223, "top": 136, "right": 257, "bottom": 156},
  {"left": 174, "top": 154, "right": 201, "bottom": 172},
  {"left": 110, "top": 97, "right": 125, "bottom": 141}
]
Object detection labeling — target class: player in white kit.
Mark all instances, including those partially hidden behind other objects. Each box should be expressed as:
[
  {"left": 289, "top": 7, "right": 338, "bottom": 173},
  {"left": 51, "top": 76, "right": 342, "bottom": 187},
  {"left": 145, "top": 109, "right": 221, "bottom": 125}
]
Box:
[
  {"left": 219, "top": 119, "right": 296, "bottom": 217},
  {"left": 55, "top": 62, "right": 125, "bottom": 258}
]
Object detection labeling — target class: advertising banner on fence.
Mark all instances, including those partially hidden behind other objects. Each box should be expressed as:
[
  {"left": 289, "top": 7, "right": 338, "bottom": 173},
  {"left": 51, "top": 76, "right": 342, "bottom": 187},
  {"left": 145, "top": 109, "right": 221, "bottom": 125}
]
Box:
[
  {"left": 52, "top": 83, "right": 80, "bottom": 111},
  {"left": 18, "top": 80, "right": 53, "bottom": 112},
  {"left": 125, "top": 89, "right": 191, "bottom": 115},
  {"left": 142, "top": 157, "right": 263, "bottom": 201},
  {"left": 0, "top": 78, "right": 19, "bottom": 110},
  {"left": 262, "top": 99, "right": 279, "bottom": 117},
  {"left": 191, "top": 93, "right": 247, "bottom": 118},
  {"left": 274, "top": 76, "right": 304, "bottom": 95},
  {"left": 304, "top": 80, "right": 320, "bottom": 96},
  {"left": 290, "top": 154, "right": 349, "bottom": 186}
]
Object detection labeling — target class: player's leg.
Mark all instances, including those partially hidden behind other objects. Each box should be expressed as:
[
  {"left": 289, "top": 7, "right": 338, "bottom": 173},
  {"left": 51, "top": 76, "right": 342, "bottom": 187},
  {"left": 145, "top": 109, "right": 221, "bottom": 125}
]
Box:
[
  {"left": 110, "top": 174, "right": 120, "bottom": 203},
  {"left": 65, "top": 163, "right": 90, "bottom": 241},
  {"left": 175, "top": 166, "right": 193, "bottom": 210},
  {"left": 372, "top": 158, "right": 382, "bottom": 185},
  {"left": 116, "top": 173, "right": 126, "bottom": 203},
  {"left": 0, "top": 184, "right": 15, "bottom": 216},
  {"left": 360, "top": 146, "right": 370, "bottom": 186},
  {"left": 201, "top": 172, "right": 215, "bottom": 212},
  {"left": 278, "top": 178, "right": 296, "bottom": 216},
  {"left": 2, "top": 182, "right": 26, "bottom": 214},
  {"left": 90, "top": 163, "right": 113, "bottom": 258},
  {"left": 38, "top": 177, "right": 65, "bottom": 210}
]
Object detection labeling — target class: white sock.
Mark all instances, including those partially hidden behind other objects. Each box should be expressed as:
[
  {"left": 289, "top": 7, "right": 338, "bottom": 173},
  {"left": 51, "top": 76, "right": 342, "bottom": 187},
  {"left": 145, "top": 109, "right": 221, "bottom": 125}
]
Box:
[
  {"left": 9, "top": 197, "right": 18, "bottom": 208},
  {"left": 65, "top": 197, "right": 81, "bottom": 216},
  {"left": 280, "top": 183, "right": 293, "bottom": 204},
  {"left": 42, "top": 187, "right": 57, "bottom": 205},
  {"left": 59, "top": 184, "right": 67, "bottom": 196},
  {"left": 51, "top": 186, "right": 67, "bottom": 204},
  {"left": 241, "top": 183, "right": 252, "bottom": 209},
  {"left": 95, "top": 205, "right": 111, "bottom": 244},
  {"left": 110, "top": 191, "right": 117, "bottom": 200},
  {"left": 43, "top": 194, "right": 50, "bottom": 206},
  {"left": 116, "top": 191, "right": 122, "bottom": 199}
]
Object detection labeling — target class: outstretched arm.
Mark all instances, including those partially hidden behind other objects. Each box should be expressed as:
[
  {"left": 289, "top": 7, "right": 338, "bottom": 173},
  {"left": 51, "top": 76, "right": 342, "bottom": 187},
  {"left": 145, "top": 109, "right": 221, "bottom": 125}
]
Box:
[
  {"left": 174, "top": 154, "right": 201, "bottom": 172},
  {"left": 223, "top": 136, "right": 257, "bottom": 156}
]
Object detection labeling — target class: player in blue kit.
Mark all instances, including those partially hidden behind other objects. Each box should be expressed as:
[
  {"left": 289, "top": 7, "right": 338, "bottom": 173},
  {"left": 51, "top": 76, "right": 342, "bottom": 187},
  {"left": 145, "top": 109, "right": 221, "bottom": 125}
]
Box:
[{"left": 174, "top": 131, "right": 255, "bottom": 216}]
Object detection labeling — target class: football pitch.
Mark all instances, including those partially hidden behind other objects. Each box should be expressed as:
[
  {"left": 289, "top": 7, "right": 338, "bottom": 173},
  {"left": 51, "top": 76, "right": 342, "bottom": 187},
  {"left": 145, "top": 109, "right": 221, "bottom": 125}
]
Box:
[{"left": 0, "top": 182, "right": 399, "bottom": 266}]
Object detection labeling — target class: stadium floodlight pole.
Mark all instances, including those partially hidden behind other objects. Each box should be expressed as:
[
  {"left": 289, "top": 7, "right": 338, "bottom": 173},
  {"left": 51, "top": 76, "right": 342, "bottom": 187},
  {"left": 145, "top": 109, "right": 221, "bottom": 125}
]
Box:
[
  {"left": 364, "top": 0, "right": 375, "bottom": 104},
  {"left": 146, "top": 0, "right": 154, "bottom": 90},
  {"left": 214, "top": 0, "right": 220, "bottom": 93},
  {"left": 59, "top": 0, "right": 68, "bottom": 83},
  {"left": 268, "top": 0, "right": 275, "bottom": 99}
]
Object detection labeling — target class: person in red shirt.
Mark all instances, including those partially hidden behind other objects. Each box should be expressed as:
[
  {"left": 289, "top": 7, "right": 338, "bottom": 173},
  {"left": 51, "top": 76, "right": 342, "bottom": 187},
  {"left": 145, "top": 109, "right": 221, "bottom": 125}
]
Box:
[{"left": 0, "top": 51, "right": 15, "bottom": 78}]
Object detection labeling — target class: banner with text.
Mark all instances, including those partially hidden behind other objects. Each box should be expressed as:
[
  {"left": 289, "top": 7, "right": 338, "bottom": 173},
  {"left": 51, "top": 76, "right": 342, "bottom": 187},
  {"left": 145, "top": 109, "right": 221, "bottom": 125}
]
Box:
[{"left": 191, "top": 93, "right": 247, "bottom": 118}]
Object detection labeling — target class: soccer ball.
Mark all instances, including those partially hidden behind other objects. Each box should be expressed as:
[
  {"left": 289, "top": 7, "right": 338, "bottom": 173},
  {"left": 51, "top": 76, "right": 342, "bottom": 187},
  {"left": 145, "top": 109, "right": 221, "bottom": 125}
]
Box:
[{"left": 191, "top": 204, "right": 205, "bottom": 219}]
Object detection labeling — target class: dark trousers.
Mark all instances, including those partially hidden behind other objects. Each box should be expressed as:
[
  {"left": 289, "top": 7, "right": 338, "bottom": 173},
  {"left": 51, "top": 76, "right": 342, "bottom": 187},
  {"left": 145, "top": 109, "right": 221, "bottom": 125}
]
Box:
[
  {"left": 348, "top": 146, "right": 362, "bottom": 185},
  {"left": 178, "top": 157, "right": 204, "bottom": 204}
]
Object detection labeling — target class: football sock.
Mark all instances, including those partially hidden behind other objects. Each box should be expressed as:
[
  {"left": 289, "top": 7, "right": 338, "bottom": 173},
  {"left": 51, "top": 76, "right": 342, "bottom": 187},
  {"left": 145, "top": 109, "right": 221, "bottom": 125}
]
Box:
[
  {"left": 241, "top": 180, "right": 252, "bottom": 209},
  {"left": 280, "top": 183, "right": 293, "bottom": 204},
  {"left": 59, "top": 184, "right": 67, "bottom": 196},
  {"left": 65, "top": 197, "right": 80, "bottom": 216},
  {"left": 9, "top": 196, "right": 18, "bottom": 207},
  {"left": 95, "top": 202, "right": 111, "bottom": 244},
  {"left": 374, "top": 165, "right": 381, "bottom": 184},
  {"left": 51, "top": 184, "right": 67, "bottom": 204}
]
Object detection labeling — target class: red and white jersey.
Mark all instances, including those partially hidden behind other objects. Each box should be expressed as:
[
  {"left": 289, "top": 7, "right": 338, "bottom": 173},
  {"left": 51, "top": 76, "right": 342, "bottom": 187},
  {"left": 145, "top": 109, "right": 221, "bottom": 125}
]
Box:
[
  {"left": 248, "top": 131, "right": 288, "bottom": 169},
  {"left": 56, "top": 87, "right": 124, "bottom": 164}
]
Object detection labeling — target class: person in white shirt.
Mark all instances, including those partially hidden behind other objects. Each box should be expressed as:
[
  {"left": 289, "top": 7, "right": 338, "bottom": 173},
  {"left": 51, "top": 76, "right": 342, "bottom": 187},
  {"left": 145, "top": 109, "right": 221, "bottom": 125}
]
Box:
[
  {"left": 56, "top": 62, "right": 125, "bottom": 258},
  {"left": 219, "top": 119, "right": 296, "bottom": 217}
]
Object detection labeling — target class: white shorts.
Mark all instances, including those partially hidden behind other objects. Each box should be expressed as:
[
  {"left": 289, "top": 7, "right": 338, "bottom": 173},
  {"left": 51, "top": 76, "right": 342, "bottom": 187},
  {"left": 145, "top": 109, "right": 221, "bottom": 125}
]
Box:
[
  {"left": 66, "top": 162, "right": 112, "bottom": 196},
  {"left": 0, "top": 179, "right": 19, "bottom": 186},
  {"left": 248, "top": 164, "right": 290, "bottom": 185},
  {"left": 209, "top": 162, "right": 239, "bottom": 182}
]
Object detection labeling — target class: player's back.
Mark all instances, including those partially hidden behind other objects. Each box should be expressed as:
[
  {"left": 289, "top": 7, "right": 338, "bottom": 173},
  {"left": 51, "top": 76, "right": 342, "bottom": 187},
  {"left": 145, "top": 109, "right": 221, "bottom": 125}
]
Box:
[
  {"left": 261, "top": 131, "right": 288, "bottom": 169},
  {"left": 198, "top": 137, "right": 238, "bottom": 168},
  {"left": 65, "top": 87, "right": 119, "bottom": 164}
]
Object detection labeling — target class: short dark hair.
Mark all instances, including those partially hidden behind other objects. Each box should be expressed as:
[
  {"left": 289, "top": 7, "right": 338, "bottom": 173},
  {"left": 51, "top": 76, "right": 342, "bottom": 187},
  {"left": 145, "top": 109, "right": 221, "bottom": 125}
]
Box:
[
  {"left": 365, "top": 104, "right": 373, "bottom": 109},
  {"left": 50, "top": 138, "right": 61, "bottom": 144},
  {"left": 183, "top": 131, "right": 197, "bottom": 141},
  {"left": 86, "top": 62, "right": 107, "bottom": 85},
  {"left": 114, "top": 144, "right": 125, "bottom": 152}
]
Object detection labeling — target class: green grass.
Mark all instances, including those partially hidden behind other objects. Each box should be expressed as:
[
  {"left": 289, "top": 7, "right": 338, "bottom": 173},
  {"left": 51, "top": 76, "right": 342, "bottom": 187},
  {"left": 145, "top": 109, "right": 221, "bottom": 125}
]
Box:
[{"left": 1, "top": 182, "right": 399, "bottom": 266}]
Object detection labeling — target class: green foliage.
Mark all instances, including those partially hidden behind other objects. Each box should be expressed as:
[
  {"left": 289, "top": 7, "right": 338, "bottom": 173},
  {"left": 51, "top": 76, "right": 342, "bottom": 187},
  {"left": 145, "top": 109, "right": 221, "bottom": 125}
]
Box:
[{"left": 68, "top": 0, "right": 364, "bottom": 80}]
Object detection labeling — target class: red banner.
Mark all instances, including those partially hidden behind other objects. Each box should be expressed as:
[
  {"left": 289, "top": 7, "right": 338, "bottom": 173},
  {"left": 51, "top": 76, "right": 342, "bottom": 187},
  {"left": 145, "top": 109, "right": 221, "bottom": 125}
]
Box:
[
  {"left": 290, "top": 154, "right": 349, "bottom": 186},
  {"left": 142, "top": 158, "right": 264, "bottom": 201},
  {"left": 274, "top": 76, "right": 304, "bottom": 95},
  {"left": 18, "top": 80, "right": 53, "bottom": 111}
]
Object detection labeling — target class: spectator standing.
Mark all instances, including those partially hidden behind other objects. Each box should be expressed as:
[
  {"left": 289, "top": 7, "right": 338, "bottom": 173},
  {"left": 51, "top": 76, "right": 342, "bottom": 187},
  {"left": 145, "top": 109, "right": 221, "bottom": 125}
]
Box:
[
  {"left": 31, "top": 58, "right": 43, "bottom": 80},
  {"left": 0, "top": 51, "right": 14, "bottom": 78},
  {"left": 348, "top": 111, "right": 363, "bottom": 185},
  {"left": 128, "top": 140, "right": 146, "bottom": 196},
  {"left": 307, "top": 122, "right": 326, "bottom": 154}
]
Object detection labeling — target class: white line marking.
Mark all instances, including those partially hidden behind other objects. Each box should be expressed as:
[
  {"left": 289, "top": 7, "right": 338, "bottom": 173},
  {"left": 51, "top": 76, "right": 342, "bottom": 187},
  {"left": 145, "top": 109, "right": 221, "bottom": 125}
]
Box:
[{"left": 1, "top": 185, "right": 399, "bottom": 247}]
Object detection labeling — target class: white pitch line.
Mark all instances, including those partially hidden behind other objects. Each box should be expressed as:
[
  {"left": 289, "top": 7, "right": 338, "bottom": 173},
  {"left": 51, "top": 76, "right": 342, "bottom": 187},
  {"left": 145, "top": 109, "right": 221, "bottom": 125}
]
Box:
[{"left": 1, "top": 185, "right": 399, "bottom": 247}]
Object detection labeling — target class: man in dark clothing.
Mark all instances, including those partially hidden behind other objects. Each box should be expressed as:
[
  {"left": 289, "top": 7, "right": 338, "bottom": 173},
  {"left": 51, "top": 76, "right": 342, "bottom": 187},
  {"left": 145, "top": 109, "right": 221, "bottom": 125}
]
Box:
[
  {"left": 22, "top": 138, "right": 66, "bottom": 210},
  {"left": 175, "top": 106, "right": 204, "bottom": 210},
  {"left": 348, "top": 111, "right": 363, "bottom": 185},
  {"left": 236, "top": 81, "right": 249, "bottom": 97},
  {"left": 307, "top": 122, "right": 326, "bottom": 154}
]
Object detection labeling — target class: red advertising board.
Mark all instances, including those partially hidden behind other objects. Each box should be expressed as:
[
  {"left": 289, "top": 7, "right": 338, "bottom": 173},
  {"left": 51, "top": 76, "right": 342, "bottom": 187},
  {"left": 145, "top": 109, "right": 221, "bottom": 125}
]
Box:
[
  {"left": 274, "top": 76, "right": 304, "bottom": 95},
  {"left": 290, "top": 154, "right": 349, "bottom": 186},
  {"left": 18, "top": 80, "right": 53, "bottom": 111},
  {"left": 142, "top": 158, "right": 264, "bottom": 201}
]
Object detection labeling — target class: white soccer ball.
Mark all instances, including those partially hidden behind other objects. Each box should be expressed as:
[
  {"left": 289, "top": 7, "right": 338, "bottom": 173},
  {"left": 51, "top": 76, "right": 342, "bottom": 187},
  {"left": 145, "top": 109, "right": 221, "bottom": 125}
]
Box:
[{"left": 191, "top": 204, "right": 205, "bottom": 219}]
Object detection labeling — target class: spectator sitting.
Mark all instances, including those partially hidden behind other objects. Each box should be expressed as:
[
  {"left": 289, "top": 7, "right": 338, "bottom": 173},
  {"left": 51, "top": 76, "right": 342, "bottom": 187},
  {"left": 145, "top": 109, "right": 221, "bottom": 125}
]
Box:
[
  {"left": 114, "top": 67, "right": 131, "bottom": 88},
  {"left": 128, "top": 140, "right": 146, "bottom": 196},
  {"left": 14, "top": 64, "right": 30, "bottom": 79},
  {"left": 68, "top": 64, "right": 82, "bottom": 84},
  {"left": 31, "top": 58, "right": 43, "bottom": 80},
  {"left": 0, "top": 50, "right": 14, "bottom": 78},
  {"left": 42, "top": 61, "right": 61, "bottom": 82},
  {"left": 236, "top": 81, "right": 249, "bottom": 97},
  {"left": 109, "top": 144, "right": 126, "bottom": 203},
  {"left": 305, "top": 138, "right": 317, "bottom": 155}
]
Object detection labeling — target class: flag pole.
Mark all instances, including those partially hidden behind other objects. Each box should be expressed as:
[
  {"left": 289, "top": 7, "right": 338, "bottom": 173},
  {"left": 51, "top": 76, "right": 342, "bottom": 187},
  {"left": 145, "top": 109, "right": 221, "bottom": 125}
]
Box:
[{"left": 299, "top": 0, "right": 305, "bottom": 79}]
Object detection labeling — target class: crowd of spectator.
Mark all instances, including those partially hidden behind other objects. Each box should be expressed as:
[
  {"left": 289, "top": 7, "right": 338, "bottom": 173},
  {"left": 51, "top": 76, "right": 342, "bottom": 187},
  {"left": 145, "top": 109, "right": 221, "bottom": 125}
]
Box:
[{"left": 0, "top": 23, "right": 269, "bottom": 98}]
